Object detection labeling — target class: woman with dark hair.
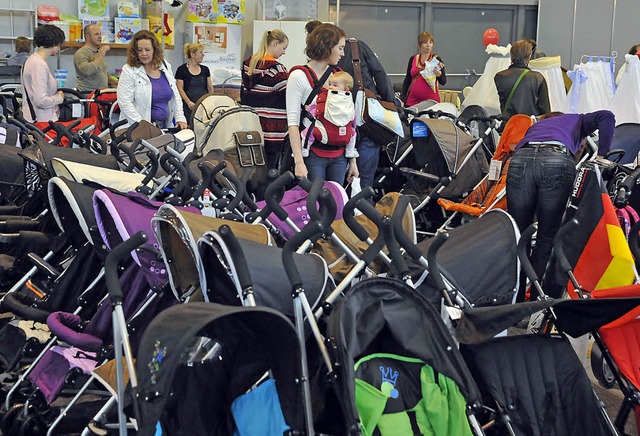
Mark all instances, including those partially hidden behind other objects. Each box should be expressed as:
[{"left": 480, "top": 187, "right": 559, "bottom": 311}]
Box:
[
  {"left": 286, "top": 23, "right": 358, "bottom": 183},
  {"left": 21, "top": 25, "right": 65, "bottom": 123},
  {"left": 241, "top": 29, "right": 289, "bottom": 171},
  {"left": 494, "top": 39, "right": 550, "bottom": 120},
  {"left": 400, "top": 31, "right": 446, "bottom": 106},
  {"left": 117, "top": 30, "right": 187, "bottom": 129}
]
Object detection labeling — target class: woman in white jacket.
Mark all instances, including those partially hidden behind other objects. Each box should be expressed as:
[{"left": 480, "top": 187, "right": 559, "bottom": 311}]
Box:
[{"left": 117, "top": 30, "right": 187, "bottom": 129}]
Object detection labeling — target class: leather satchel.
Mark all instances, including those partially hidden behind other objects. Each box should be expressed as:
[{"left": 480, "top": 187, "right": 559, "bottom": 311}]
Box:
[{"left": 349, "top": 38, "right": 403, "bottom": 146}]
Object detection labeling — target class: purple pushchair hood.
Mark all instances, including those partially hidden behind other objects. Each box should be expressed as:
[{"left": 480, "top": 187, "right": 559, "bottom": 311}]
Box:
[{"left": 93, "top": 189, "right": 201, "bottom": 289}]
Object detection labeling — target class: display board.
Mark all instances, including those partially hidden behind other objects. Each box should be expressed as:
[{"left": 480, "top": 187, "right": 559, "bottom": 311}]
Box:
[
  {"left": 185, "top": 22, "right": 242, "bottom": 71},
  {"left": 252, "top": 20, "right": 310, "bottom": 71}
]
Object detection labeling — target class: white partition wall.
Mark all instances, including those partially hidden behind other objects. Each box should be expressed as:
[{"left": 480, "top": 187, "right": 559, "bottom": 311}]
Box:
[{"left": 252, "top": 20, "right": 310, "bottom": 71}]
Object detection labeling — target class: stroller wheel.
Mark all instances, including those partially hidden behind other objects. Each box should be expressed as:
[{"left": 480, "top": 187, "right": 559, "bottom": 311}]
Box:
[
  {"left": 0, "top": 402, "right": 24, "bottom": 435},
  {"left": 18, "top": 413, "right": 46, "bottom": 436},
  {"left": 591, "top": 343, "right": 616, "bottom": 389}
]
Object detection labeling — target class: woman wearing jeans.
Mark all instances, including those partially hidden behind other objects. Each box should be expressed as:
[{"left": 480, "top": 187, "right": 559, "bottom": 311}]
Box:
[
  {"left": 286, "top": 23, "right": 358, "bottom": 184},
  {"left": 506, "top": 110, "right": 615, "bottom": 300}
]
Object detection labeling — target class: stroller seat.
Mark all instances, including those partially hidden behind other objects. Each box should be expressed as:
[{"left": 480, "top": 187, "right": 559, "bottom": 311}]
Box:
[{"left": 461, "top": 334, "right": 612, "bottom": 436}]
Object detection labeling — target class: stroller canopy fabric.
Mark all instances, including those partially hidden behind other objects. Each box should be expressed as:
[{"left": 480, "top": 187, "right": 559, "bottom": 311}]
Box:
[
  {"left": 327, "top": 277, "right": 482, "bottom": 434},
  {"left": 133, "top": 303, "right": 305, "bottom": 436},
  {"left": 48, "top": 177, "right": 100, "bottom": 247}
]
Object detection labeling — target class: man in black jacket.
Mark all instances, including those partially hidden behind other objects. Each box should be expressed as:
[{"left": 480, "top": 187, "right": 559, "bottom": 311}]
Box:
[
  {"left": 337, "top": 37, "right": 395, "bottom": 191},
  {"left": 494, "top": 39, "right": 551, "bottom": 120}
]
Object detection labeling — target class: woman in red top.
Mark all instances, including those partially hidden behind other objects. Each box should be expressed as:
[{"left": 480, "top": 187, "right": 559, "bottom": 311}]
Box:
[{"left": 400, "top": 31, "right": 447, "bottom": 107}]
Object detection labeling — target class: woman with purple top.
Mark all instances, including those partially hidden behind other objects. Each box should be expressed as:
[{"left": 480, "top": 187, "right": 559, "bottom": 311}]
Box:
[
  {"left": 117, "top": 30, "right": 187, "bottom": 129},
  {"left": 506, "top": 110, "right": 616, "bottom": 300}
]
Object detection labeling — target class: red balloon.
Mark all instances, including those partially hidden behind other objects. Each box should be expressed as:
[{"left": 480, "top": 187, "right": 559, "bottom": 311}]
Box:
[{"left": 483, "top": 28, "right": 500, "bottom": 47}]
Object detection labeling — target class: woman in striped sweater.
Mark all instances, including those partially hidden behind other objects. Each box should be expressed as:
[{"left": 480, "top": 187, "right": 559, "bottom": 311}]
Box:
[{"left": 241, "top": 29, "right": 289, "bottom": 171}]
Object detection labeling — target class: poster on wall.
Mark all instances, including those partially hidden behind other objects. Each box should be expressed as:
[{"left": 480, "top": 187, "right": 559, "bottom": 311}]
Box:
[
  {"left": 216, "top": 0, "right": 245, "bottom": 24},
  {"left": 185, "top": 22, "right": 241, "bottom": 71},
  {"left": 187, "top": 0, "right": 245, "bottom": 24},
  {"left": 264, "top": 0, "right": 317, "bottom": 21},
  {"left": 78, "top": 0, "right": 110, "bottom": 20}
]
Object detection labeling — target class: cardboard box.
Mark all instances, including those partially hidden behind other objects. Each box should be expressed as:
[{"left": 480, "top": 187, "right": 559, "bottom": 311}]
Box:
[
  {"left": 115, "top": 18, "right": 142, "bottom": 44},
  {"left": 117, "top": 1, "right": 140, "bottom": 18},
  {"left": 78, "top": 0, "right": 110, "bottom": 20},
  {"left": 82, "top": 19, "right": 114, "bottom": 43}
]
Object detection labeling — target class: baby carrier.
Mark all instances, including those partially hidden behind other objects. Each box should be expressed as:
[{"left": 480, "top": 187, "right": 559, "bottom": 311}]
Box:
[{"left": 292, "top": 65, "right": 355, "bottom": 153}]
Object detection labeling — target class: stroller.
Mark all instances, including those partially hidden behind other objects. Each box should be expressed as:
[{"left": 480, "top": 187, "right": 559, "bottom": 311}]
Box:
[
  {"left": 191, "top": 94, "right": 267, "bottom": 197},
  {"left": 436, "top": 114, "right": 533, "bottom": 227},
  {"left": 133, "top": 302, "right": 308, "bottom": 435},
  {"left": 316, "top": 276, "right": 485, "bottom": 435}
]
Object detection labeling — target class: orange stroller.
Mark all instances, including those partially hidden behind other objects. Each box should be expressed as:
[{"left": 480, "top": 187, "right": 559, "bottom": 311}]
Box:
[{"left": 437, "top": 114, "right": 533, "bottom": 226}]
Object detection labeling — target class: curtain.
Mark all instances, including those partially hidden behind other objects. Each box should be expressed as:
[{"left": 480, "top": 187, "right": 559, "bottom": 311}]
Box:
[
  {"left": 529, "top": 56, "right": 567, "bottom": 113},
  {"left": 566, "top": 60, "right": 615, "bottom": 113},
  {"left": 609, "top": 55, "right": 640, "bottom": 125}
]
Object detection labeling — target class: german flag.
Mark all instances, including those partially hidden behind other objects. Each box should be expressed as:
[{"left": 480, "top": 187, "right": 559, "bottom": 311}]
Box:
[{"left": 545, "top": 163, "right": 635, "bottom": 298}]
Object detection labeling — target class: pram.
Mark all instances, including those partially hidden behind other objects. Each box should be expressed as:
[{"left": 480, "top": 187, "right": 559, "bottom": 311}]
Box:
[
  {"left": 424, "top": 227, "right": 640, "bottom": 436},
  {"left": 191, "top": 94, "right": 267, "bottom": 196},
  {"left": 316, "top": 275, "right": 485, "bottom": 435},
  {"left": 133, "top": 302, "right": 308, "bottom": 435},
  {"left": 436, "top": 114, "right": 533, "bottom": 226}
]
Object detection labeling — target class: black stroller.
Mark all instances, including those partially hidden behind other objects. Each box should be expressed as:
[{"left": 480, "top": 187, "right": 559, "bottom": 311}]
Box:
[{"left": 133, "top": 302, "right": 308, "bottom": 435}]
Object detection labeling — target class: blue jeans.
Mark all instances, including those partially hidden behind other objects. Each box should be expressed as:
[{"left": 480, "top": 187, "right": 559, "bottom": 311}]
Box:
[
  {"left": 356, "top": 134, "right": 381, "bottom": 190},
  {"left": 506, "top": 147, "right": 575, "bottom": 297},
  {"left": 305, "top": 150, "right": 348, "bottom": 184}
]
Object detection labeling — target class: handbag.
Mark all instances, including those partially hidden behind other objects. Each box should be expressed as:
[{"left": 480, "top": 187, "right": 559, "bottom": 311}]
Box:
[{"left": 349, "top": 39, "right": 403, "bottom": 146}]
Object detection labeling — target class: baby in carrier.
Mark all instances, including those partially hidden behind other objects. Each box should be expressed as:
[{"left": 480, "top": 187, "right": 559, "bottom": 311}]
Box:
[{"left": 301, "top": 71, "right": 358, "bottom": 159}]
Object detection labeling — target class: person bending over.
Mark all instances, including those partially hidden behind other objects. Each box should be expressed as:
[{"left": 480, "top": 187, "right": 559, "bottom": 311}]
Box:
[{"left": 506, "top": 110, "right": 615, "bottom": 300}]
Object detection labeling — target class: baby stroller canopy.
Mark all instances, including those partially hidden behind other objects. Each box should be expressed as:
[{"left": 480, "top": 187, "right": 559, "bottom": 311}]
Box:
[
  {"left": 48, "top": 177, "right": 100, "bottom": 247},
  {"left": 326, "top": 277, "right": 482, "bottom": 435},
  {"left": 410, "top": 117, "right": 489, "bottom": 198},
  {"left": 152, "top": 204, "right": 272, "bottom": 301},
  {"left": 134, "top": 303, "right": 306, "bottom": 436},
  {"left": 94, "top": 189, "right": 200, "bottom": 289}
]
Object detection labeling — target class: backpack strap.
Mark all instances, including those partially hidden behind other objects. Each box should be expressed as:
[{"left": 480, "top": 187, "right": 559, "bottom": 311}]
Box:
[
  {"left": 21, "top": 64, "right": 37, "bottom": 121},
  {"left": 503, "top": 69, "right": 530, "bottom": 116}
]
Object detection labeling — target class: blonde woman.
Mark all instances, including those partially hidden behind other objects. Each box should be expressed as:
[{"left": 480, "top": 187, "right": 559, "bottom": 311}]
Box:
[
  {"left": 175, "top": 43, "right": 214, "bottom": 122},
  {"left": 241, "top": 29, "right": 289, "bottom": 170}
]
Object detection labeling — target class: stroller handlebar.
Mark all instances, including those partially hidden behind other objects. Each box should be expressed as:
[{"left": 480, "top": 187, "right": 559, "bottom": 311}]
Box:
[
  {"left": 553, "top": 218, "right": 580, "bottom": 274},
  {"left": 426, "top": 230, "right": 449, "bottom": 293},
  {"left": 517, "top": 223, "right": 540, "bottom": 284},
  {"left": 282, "top": 220, "right": 324, "bottom": 289},
  {"left": 218, "top": 225, "right": 253, "bottom": 292},
  {"left": 105, "top": 231, "right": 148, "bottom": 302},
  {"left": 343, "top": 186, "right": 376, "bottom": 241},
  {"left": 392, "top": 195, "right": 422, "bottom": 260},
  {"left": 221, "top": 168, "right": 245, "bottom": 214},
  {"left": 263, "top": 171, "right": 295, "bottom": 221}
]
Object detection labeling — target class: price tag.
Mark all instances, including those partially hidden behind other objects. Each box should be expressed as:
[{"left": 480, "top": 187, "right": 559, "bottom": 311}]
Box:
[{"left": 488, "top": 159, "right": 502, "bottom": 181}]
